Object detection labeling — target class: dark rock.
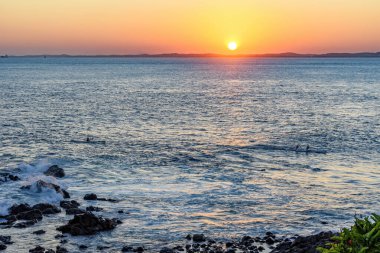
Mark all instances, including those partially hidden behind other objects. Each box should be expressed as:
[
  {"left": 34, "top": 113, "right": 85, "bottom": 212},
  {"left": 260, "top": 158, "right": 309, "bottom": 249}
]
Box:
[
  {"left": 271, "top": 231, "right": 336, "bottom": 253},
  {"left": 226, "top": 249, "right": 235, "bottom": 253},
  {"left": 97, "top": 246, "right": 110, "bottom": 250},
  {"left": 135, "top": 246, "right": 144, "bottom": 252},
  {"left": 66, "top": 208, "right": 86, "bottom": 215},
  {"left": 32, "top": 230, "right": 46, "bottom": 235},
  {"left": 56, "top": 246, "right": 68, "bottom": 253},
  {"left": 45, "top": 250, "right": 55, "bottom": 253},
  {"left": 159, "top": 247, "right": 174, "bottom": 253},
  {"left": 173, "top": 245, "right": 184, "bottom": 251},
  {"left": 9, "top": 203, "right": 32, "bottom": 215},
  {"left": 79, "top": 245, "right": 88, "bottom": 250},
  {"left": 265, "top": 237, "right": 275, "bottom": 245},
  {"left": 60, "top": 239, "right": 68, "bottom": 244},
  {"left": 257, "top": 246, "right": 265, "bottom": 251},
  {"left": 193, "top": 234, "right": 206, "bottom": 242},
  {"left": 60, "top": 200, "right": 80, "bottom": 209},
  {"left": 8, "top": 174, "right": 20, "bottom": 181},
  {"left": 0, "top": 243, "right": 6, "bottom": 251},
  {"left": 185, "top": 234, "right": 192, "bottom": 240},
  {"left": 29, "top": 246, "right": 45, "bottom": 253},
  {"left": 118, "top": 210, "right": 124, "bottom": 213},
  {"left": 44, "top": 165, "right": 65, "bottom": 178},
  {"left": 21, "top": 180, "right": 70, "bottom": 199},
  {"left": 13, "top": 220, "right": 37, "bottom": 228},
  {"left": 0, "top": 236, "right": 12, "bottom": 245},
  {"left": 226, "top": 242, "right": 234, "bottom": 248},
  {"left": 86, "top": 206, "right": 103, "bottom": 212},
  {"left": 55, "top": 234, "right": 66, "bottom": 239},
  {"left": 84, "top": 193, "right": 97, "bottom": 200},
  {"left": 122, "top": 246, "right": 134, "bottom": 252},
  {"left": 16, "top": 210, "right": 43, "bottom": 221},
  {"left": 57, "top": 212, "right": 118, "bottom": 235},
  {"left": 32, "top": 203, "right": 61, "bottom": 214}
]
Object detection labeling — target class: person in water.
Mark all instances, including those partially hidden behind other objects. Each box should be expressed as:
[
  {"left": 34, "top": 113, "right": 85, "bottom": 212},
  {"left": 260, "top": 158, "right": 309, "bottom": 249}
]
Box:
[
  {"left": 306, "top": 145, "right": 310, "bottom": 152},
  {"left": 86, "top": 137, "right": 90, "bottom": 142},
  {"left": 295, "top": 144, "right": 300, "bottom": 151}
]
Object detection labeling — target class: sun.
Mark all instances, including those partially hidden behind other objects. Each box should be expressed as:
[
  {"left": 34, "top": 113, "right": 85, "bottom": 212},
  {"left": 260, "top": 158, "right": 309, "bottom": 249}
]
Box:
[{"left": 227, "top": 41, "right": 238, "bottom": 51}]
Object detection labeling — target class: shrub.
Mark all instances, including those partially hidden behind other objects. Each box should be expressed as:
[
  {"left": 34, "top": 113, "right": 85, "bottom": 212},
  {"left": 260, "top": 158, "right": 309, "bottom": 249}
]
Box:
[{"left": 318, "top": 214, "right": 380, "bottom": 253}]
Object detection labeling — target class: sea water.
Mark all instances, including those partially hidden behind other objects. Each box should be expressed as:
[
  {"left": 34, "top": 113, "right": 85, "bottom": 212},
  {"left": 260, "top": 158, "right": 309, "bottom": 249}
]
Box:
[{"left": 0, "top": 57, "right": 379, "bottom": 252}]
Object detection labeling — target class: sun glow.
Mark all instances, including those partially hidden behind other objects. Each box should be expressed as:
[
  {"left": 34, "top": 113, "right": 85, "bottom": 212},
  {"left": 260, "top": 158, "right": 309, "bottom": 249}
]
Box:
[{"left": 228, "top": 41, "right": 238, "bottom": 51}]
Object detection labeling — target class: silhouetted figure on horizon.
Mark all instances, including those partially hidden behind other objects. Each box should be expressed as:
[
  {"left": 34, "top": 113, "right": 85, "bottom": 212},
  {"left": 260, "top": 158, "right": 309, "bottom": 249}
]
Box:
[
  {"left": 86, "top": 137, "right": 90, "bottom": 142},
  {"left": 306, "top": 145, "right": 310, "bottom": 152},
  {"left": 295, "top": 144, "right": 300, "bottom": 151}
]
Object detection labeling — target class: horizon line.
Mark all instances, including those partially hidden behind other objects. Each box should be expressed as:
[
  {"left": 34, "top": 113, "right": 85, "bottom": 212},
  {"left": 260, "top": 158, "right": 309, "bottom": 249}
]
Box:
[{"left": 2, "top": 51, "right": 380, "bottom": 58}]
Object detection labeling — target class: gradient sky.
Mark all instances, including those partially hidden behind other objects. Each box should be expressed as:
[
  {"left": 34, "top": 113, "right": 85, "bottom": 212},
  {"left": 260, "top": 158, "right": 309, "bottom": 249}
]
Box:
[{"left": 1, "top": 0, "right": 380, "bottom": 55}]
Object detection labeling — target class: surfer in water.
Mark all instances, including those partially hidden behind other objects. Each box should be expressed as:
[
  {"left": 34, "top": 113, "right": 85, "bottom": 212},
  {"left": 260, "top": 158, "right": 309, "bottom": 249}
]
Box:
[
  {"left": 306, "top": 145, "right": 310, "bottom": 153},
  {"left": 295, "top": 144, "right": 300, "bottom": 151},
  {"left": 86, "top": 136, "right": 91, "bottom": 142}
]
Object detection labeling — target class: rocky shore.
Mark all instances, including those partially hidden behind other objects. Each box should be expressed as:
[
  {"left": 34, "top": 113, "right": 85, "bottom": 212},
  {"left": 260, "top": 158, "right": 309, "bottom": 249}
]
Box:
[{"left": 0, "top": 165, "right": 336, "bottom": 252}]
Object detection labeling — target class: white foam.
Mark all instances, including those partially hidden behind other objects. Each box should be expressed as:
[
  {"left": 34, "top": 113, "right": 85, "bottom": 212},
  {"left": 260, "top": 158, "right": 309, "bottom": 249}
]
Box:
[{"left": 0, "top": 200, "right": 14, "bottom": 216}]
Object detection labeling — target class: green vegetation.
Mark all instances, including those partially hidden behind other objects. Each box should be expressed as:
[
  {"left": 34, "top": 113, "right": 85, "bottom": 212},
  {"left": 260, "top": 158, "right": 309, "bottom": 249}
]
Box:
[{"left": 318, "top": 214, "right": 380, "bottom": 253}]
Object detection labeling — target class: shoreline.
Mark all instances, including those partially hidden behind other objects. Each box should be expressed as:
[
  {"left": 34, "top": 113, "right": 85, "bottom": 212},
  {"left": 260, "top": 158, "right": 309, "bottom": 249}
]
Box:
[{"left": 1, "top": 165, "right": 340, "bottom": 252}]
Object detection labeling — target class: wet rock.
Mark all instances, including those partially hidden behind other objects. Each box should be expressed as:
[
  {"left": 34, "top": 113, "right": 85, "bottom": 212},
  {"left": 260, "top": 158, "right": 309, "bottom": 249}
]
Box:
[
  {"left": 16, "top": 210, "right": 43, "bottom": 221},
  {"left": 271, "top": 231, "right": 336, "bottom": 253},
  {"left": 79, "top": 245, "right": 88, "bottom": 250},
  {"left": 33, "top": 230, "right": 46, "bottom": 235},
  {"left": 135, "top": 246, "right": 144, "bottom": 252},
  {"left": 118, "top": 210, "right": 124, "bottom": 214},
  {"left": 159, "top": 247, "right": 174, "bottom": 253},
  {"left": 0, "top": 236, "right": 12, "bottom": 245},
  {"left": 173, "top": 245, "right": 184, "bottom": 251},
  {"left": 265, "top": 237, "right": 275, "bottom": 245},
  {"left": 86, "top": 206, "right": 103, "bottom": 212},
  {"left": 97, "top": 246, "right": 110, "bottom": 250},
  {"left": 185, "top": 234, "right": 192, "bottom": 240},
  {"left": 13, "top": 220, "right": 37, "bottom": 228},
  {"left": 0, "top": 173, "right": 20, "bottom": 182},
  {"left": 45, "top": 250, "right": 55, "bottom": 253},
  {"left": 193, "top": 234, "right": 206, "bottom": 242},
  {"left": 66, "top": 208, "right": 86, "bottom": 215},
  {"left": 29, "top": 246, "right": 45, "bottom": 253},
  {"left": 0, "top": 244, "right": 6, "bottom": 251},
  {"left": 9, "top": 203, "right": 32, "bottom": 215},
  {"left": 21, "top": 180, "right": 70, "bottom": 199},
  {"left": 55, "top": 234, "right": 66, "bottom": 239},
  {"left": 44, "top": 165, "right": 65, "bottom": 178},
  {"left": 84, "top": 193, "right": 118, "bottom": 202},
  {"left": 57, "top": 212, "right": 118, "bottom": 235},
  {"left": 32, "top": 203, "right": 61, "bottom": 214},
  {"left": 60, "top": 200, "right": 80, "bottom": 209},
  {"left": 84, "top": 193, "right": 97, "bottom": 200},
  {"left": 56, "top": 246, "right": 68, "bottom": 253},
  {"left": 60, "top": 239, "right": 68, "bottom": 244},
  {"left": 122, "top": 246, "right": 134, "bottom": 252}
]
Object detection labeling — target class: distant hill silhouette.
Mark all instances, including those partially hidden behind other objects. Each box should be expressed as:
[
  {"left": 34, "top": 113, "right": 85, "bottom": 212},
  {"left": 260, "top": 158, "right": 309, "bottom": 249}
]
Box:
[{"left": 5, "top": 52, "right": 380, "bottom": 58}]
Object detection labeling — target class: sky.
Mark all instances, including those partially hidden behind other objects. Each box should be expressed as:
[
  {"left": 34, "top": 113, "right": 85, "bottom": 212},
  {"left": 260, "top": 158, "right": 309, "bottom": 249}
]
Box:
[{"left": 1, "top": 0, "right": 380, "bottom": 55}]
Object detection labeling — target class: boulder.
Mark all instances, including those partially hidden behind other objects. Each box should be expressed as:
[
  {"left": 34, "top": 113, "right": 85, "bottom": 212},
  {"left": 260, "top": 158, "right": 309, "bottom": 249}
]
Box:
[
  {"left": 66, "top": 208, "right": 86, "bottom": 215},
  {"left": 0, "top": 244, "right": 6, "bottom": 251},
  {"left": 0, "top": 236, "right": 12, "bottom": 245},
  {"left": 32, "top": 203, "right": 61, "bottom": 214},
  {"left": 57, "top": 212, "right": 118, "bottom": 236},
  {"left": 83, "top": 193, "right": 97, "bottom": 200},
  {"left": 16, "top": 210, "right": 43, "bottom": 221},
  {"left": 44, "top": 165, "right": 65, "bottom": 178},
  {"left": 9, "top": 203, "right": 32, "bottom": 215},
  {"left": 86, "top": 206, "right": 103, "bottom": 212},
  {"left": 60, "top": 200, "right": 80, "bottom": 209},
  {"left": 21, "top": 180, "right": 70, "bottom": 199},
  {"left": 193, "top": 234, "right": 206, "bottom": 242}
]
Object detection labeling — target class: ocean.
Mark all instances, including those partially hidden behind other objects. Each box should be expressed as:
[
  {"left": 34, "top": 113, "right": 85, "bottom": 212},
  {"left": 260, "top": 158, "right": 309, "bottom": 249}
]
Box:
[{"left": 0, "top": 57, "right": 379, "bottom": 252}]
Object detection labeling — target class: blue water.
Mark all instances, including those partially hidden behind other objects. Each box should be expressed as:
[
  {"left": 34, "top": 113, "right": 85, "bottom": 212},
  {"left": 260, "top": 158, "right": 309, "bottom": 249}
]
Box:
[{"left": 0, "top": 57, "right": 379, "bottom": 252}]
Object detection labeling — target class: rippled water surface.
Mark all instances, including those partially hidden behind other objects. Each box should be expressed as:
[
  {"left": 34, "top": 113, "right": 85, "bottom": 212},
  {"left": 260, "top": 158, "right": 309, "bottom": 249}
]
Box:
[{"left": 0, "top": 57, "right": 379, "bottom": 252}]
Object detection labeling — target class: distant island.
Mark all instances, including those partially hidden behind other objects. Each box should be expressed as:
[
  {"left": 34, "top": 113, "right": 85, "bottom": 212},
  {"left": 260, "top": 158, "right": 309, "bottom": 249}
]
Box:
[{"left": 2, "top": 52, "right": 380, "bottom": 58}]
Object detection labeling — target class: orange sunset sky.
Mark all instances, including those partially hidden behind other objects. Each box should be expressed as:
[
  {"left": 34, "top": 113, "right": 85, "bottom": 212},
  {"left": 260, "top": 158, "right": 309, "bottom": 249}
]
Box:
[{"left": 1, "top": 0, "right": 380, "bottom": 55}]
